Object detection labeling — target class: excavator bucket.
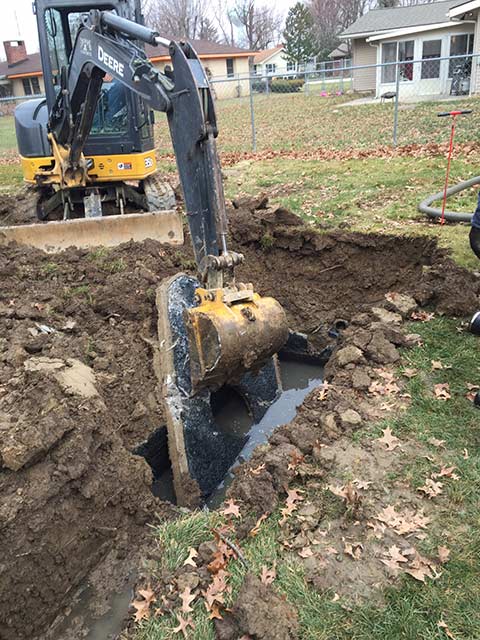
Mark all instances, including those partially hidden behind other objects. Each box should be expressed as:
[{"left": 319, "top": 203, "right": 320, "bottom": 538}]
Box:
[
  {"left": 0, "top": 210, "right": 184, "bottom": 253},
  {"left": 185, "top": 286, "right": 289, "bottom": 392}
]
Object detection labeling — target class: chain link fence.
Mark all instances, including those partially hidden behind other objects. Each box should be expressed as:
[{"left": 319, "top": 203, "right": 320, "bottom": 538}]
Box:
[
  {"left": 1, "top": 52, "right": 479, "bottom": 156},
  {"left": 207, "top": 52, "right": 480, "bottom": 153}
]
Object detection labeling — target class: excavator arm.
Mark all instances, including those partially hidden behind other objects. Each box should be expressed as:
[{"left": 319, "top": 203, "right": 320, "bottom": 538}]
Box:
[
  {"left": 48, "top": 9, "right": 226, "bottom": 273},
  {"left": 44, "top": 9, "right": 288, "bottom": 391}
]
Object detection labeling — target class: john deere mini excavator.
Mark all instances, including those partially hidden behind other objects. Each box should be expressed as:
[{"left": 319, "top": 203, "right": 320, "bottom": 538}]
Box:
[{"left": 4, "top": 0, "right": 288, "bottom": 423}]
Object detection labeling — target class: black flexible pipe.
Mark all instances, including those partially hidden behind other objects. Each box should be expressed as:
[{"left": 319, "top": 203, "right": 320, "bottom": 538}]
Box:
[{"left": 418, "top": 175, "right": 480, "bottom": 222}]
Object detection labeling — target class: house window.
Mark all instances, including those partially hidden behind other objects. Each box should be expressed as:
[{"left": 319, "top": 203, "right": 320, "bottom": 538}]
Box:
[
  {"left": 449, "top": 33, "right": 474, "bottom": 77},
  {"left": 31, "top": 77, "right": 41, "bottom": 94},
  {"left": 253, "top": 64, "right": 259, "bottom": 75},
  {"left": 226, "top": 58, "right": 234, "bottom": 77},
  {"left": 381, "top": 40, "right": 414, "bottom": 83},
  {"left": 21, "top": 77, "right": 42, "bottom": 96},
  {"left": 22, "top": 78, "right": 32, "bottom": 95},
  {"left": 286, "top": 61, "right": 296, "bottom": 73},
  {"left": 266, "top": 63, "right": 276, "bottom": 75},
  {"left": 421, "top": 40, "right": 441, "bottom": 79}
]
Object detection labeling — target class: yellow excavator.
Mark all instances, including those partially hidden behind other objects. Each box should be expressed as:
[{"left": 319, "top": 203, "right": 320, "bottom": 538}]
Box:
[{"left": 2, "top": 0, "right": 288, "bottom": 399}]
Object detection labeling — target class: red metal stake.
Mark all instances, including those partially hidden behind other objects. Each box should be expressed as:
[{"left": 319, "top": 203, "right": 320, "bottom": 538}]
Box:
[{"left": 437, "top": 109, "right": 472, "bottom": 225}]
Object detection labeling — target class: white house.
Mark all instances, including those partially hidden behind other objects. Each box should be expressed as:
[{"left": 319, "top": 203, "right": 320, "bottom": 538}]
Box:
[
  {"left": 341, "top": 0, "right": 479, "bottom": 97},
  {"left": 253, "top": 46, "right": 298, "bottom": 76}
]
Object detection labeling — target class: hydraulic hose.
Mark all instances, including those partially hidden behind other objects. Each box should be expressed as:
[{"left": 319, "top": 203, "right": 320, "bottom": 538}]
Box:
[{"left": 418, "top": 175, "right": 480, "bottom": 223}]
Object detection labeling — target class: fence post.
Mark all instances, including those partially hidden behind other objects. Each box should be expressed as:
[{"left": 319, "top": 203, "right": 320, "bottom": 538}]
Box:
[
  {"left": 393, "top": 61, "right": 401, "bottom": 147},
  {"left": 304, "top": 70, "right": 309, "bottom": 96},
  {"left": 265, "top": 75, "right": 270, "bottom": 96},
  {"left": 340, "top": 62, "right": 344, "bottom": 94},
  {"left": 248, "top": 76, "right": 257, "bottom": 152}
]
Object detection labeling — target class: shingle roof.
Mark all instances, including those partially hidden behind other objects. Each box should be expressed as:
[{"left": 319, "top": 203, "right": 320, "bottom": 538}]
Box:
[
  {"left": 253, "top": 46, "right": 283, "bottom": 65},
  {"left": 328, "top": 42, "right": 350, "bottom": 59},
  {"left": 0, "top": 52, "right": 42, "bottom": 78},
  {"left": 342, "top": 0, "right": 467, "bottom": 38},
  {"left": 145, "top": 39, "right": 252, "bottom": 59},
  {"left": 0, "top": 40, "right": 252, "bottom": 78}
]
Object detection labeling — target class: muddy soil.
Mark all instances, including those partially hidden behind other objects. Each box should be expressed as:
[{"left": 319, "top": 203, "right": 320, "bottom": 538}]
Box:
[{"left": 0, "top": 195, "right": 478, "bottom": 639}]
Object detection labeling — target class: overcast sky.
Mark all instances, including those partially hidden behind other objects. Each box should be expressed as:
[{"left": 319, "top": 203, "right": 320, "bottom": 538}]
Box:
[{"left": 0, "top": 0, "right": 296, "bottom": 59}]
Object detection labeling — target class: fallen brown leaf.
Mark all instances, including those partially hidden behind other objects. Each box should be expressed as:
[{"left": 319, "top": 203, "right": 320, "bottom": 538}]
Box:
[
  {"left": 132, "top": 599, "right": 151, "bottom": 623},
  {"left": 286, "top": 488, "right": 305, "bottom": 505},
  {"left": 463, "top": 448, "right": 469, "bottom": 459},
  {"left": 208, "top": 603, "right": 223, "bottom": 620},
  {"left": 183, "top": 547, "right": 198, "bottom": 567},
  {"left": 411, "top": 310, "right": 434, "bottom": 322},
  {"left": 418, "top": 478, "right": 443, "bottom": 499},
  {"left": 298, "top": 546, "right": 314, "bottom": 558},
  {"left": 387, "top": 545, "right": 409, "bottom": 564},
  {"left": 179, "top": 586, "right": 196, "bottom": 613},
  {"left": 260, "top": 564, "right": 276, "bottom": 585},
  {"left": 376, "top": 427, "right": 401, "bottom": 451},
  {"left": 402, "top": 368, "right": 418, "bottom": 378},
  {"left": 131, "top": 585, "right": 156, "bottom": 623},
  {"left": 249, "top": 513, "right": 268, "bottom": 537},
  {"left": 428, "top": 437, "right": 446, "bottom": 449},
  {"left": 353, "top": 479, "right": 372, "bottom": 490},
  {"left": 434, "top": 383, "right": 451, "bottom": 401},
  {"left": 431, "top": 465, "right": 459, "bottom": 480},
  {"left": 250, "top": 463, "right": 266, "bottom": 476},
  {"left": 327, "top": 481, "right": 360, "bottom": 506},
  {"left": 343, "top": 541, "right": 363, "bottom": 560},
  {"left": 438, "top": 546, "right": 450, "bottom": 564},
  {"left": 221, "top": 499, "right": 241, "bottom": 519},
  {"left": 173, "top": 614, "right": 195, "bottom": 636},
  {"left": 438, "top": 619, "right": 456, "bottom": 639}
]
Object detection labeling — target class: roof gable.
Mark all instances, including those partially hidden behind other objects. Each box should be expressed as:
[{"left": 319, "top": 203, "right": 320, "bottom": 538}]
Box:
[
  {"left": 253, "top": 46, "right": 284, "bottom": 65},
  {"left": 342, "top": 0, "right": 467, "bottom": 38}
]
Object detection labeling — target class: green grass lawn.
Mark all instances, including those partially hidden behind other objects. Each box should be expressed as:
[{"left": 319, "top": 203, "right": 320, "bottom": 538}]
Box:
[{"left": 0, "top": 116, "right": 17, "bottom": 154}]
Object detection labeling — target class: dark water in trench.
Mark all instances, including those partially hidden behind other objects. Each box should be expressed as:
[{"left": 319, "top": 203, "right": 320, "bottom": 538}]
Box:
[{"left": 56, "top": 359, "right": 323, "bottom": 640}]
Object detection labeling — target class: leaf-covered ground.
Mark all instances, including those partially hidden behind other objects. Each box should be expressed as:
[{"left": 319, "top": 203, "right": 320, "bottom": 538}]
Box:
[
  {"left": 126, "top": 315, "right": 480, "bottom": 640},
  {"left": 1, "top": 93, "right": 479, "bottom": 158}
]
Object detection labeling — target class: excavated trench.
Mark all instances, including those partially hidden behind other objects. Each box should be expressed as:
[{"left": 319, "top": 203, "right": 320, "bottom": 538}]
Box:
[{"left": 1, "top": 196, "right": 479, "bottom": 639}]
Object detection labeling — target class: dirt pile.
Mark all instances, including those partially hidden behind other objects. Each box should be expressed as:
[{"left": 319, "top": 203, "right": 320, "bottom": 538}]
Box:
[
  {"left": 0, "top": 241, "right": 190, "bottom": 639},
  {"left": 0, "top": 196, "right": 479, "bottom": 638}
]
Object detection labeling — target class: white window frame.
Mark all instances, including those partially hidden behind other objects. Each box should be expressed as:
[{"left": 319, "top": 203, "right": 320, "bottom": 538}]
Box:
[{"left": 381, "top": 39, "right": 414, "bottom": 84}]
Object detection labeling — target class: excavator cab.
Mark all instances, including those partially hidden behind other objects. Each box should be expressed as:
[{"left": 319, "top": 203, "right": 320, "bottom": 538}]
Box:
[{"left": 15, "top": 0, "right": 170, "bottom": 220}]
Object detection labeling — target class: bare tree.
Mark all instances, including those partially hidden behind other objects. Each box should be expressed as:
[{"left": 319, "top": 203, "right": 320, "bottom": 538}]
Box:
[
  {"left": 213, "top": 0, "right": 237, "bottom": 46},
  {"left": 143, "top": 0, "right": 215, "bottom": 39},
  {"left": 231, "top": 0, "right": 283, "bottom": 50},
  {"left": 309, "top": 0, "right": 369, "bottom": 59}
]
